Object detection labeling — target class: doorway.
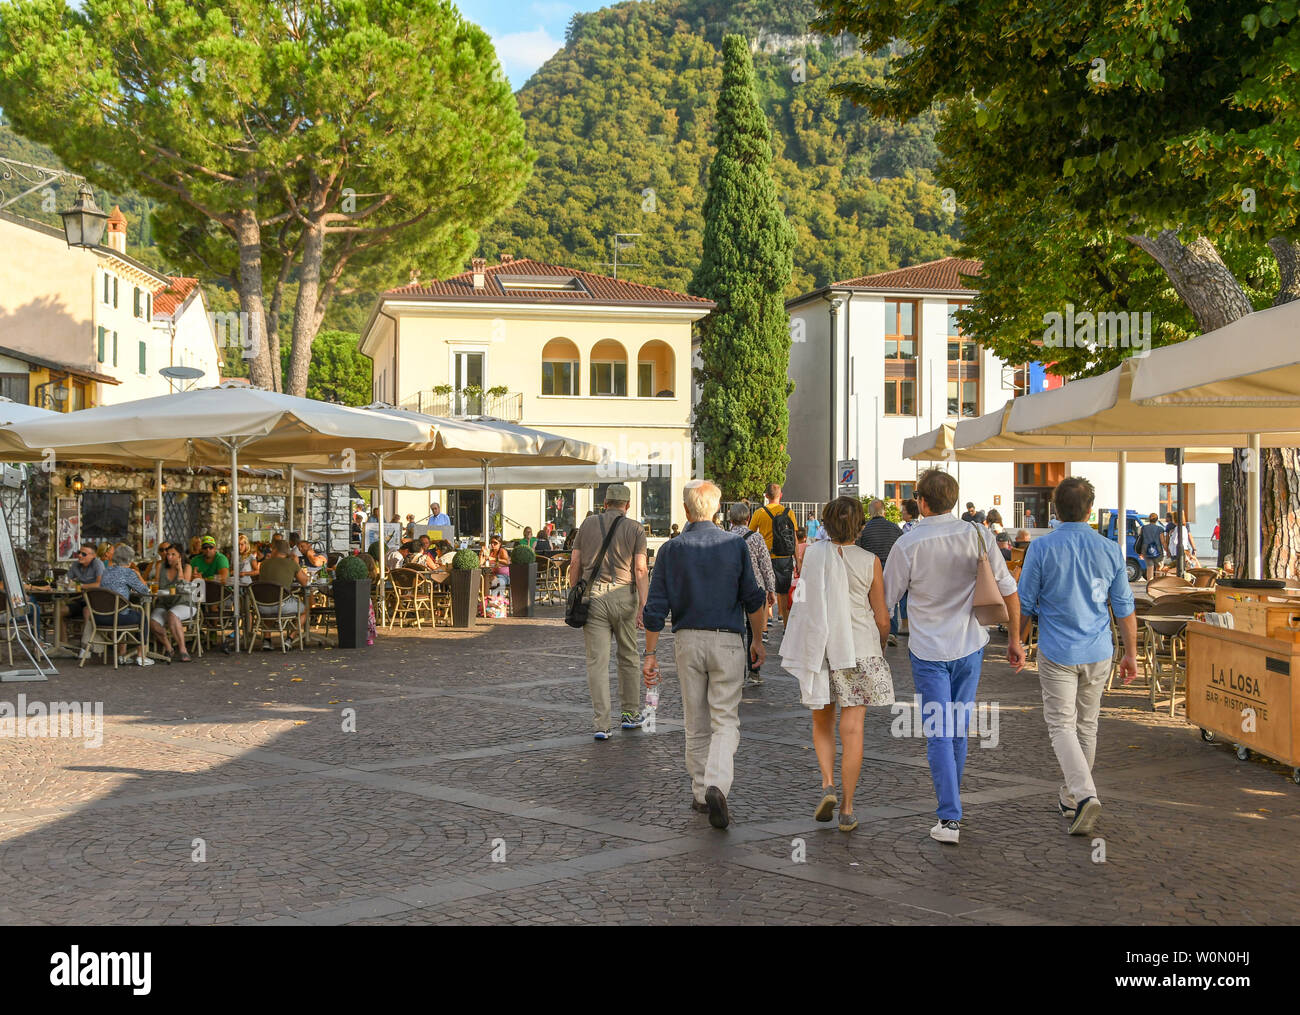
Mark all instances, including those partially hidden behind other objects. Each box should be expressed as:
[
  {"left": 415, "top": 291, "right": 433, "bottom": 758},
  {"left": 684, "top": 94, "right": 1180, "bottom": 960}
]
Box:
[
  {"left": 453, "top": 350, "right": 485, "bottom": 415},
  {"left": 448, "top": 489, "right": 484, "bottom": 540}
]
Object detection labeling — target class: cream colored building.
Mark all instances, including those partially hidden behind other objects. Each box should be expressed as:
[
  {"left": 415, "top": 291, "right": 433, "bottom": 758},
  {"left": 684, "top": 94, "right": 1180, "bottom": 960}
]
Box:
[
  {"left": 359, "top": 255, "right": 713, "bottom": 539},
  {"left": 0, "top": 205, "right": 220, "bottom": 410}
]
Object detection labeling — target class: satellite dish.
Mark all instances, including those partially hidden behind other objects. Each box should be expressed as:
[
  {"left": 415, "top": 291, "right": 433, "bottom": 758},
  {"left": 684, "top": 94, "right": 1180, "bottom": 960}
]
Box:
[{"left": 160, "top": 366, "right": 205, "bottom": 381}]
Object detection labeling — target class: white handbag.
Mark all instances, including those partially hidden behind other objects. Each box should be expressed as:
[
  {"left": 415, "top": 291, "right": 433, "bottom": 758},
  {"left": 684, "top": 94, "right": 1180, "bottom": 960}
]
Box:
[{"left": 969, "top": 523, "right": 1009, "bottom": 625}]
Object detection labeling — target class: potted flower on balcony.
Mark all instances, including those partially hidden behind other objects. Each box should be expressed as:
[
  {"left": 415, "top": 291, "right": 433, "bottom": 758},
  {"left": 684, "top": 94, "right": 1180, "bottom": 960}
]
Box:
[
  {"left": 508, "top": 542, "right": 538, "bottom": 617},
  {"left": 332, "top": 553, "right": 372, "bottom": 648},
  {"left": 448, "top": 548, "right": 480, "bottom": 628}
]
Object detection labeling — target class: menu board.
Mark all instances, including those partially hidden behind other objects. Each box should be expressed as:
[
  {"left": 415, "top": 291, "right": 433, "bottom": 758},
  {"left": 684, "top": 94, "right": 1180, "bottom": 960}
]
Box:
[{"left": 0, "top": 501, "right": 25, "bottom": 611}]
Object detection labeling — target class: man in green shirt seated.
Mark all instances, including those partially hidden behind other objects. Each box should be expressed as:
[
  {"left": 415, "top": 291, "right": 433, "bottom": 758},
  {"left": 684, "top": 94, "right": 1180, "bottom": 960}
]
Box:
[{"left": 191, "top": 535, "right": 231, "bottom": 581}]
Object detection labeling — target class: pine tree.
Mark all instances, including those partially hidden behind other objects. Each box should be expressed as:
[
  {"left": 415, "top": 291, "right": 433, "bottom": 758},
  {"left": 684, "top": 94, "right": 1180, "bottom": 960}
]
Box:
[{"left": 689, "top": 35, "right": 795, "bottom": 499}]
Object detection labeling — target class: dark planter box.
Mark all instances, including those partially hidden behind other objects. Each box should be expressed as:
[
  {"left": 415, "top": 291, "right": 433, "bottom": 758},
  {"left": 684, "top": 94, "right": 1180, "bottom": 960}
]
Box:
[
  {"left": 334, "top": 579, "right": 372, "bottom": 649},
  {"left": 508, "top": 562, "right": 538, "bottom": 617},
  {"left": 448, "top": 568, "right": 477, "bottom": 628}
]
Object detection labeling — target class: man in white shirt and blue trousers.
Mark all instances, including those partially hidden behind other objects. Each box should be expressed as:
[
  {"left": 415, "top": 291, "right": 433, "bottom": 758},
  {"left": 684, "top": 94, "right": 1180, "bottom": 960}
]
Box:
[
  {"left": 1016, "top": 477, "right": 1138, "bottom": 837},
  {"left": 885, "top": 469, "right": 1023, "bottom": 845}
]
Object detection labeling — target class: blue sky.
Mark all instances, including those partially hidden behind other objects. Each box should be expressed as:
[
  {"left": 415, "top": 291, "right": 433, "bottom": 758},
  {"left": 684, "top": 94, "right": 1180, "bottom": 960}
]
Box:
[{"left": 457, "top": 0, "right": 608, "bottom": 89}]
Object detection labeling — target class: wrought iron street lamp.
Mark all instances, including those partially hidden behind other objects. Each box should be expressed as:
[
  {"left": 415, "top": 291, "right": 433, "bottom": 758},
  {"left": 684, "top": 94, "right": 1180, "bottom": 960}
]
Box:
[{"left": 59, "top": 183, "right": 109, "bottom": 249}]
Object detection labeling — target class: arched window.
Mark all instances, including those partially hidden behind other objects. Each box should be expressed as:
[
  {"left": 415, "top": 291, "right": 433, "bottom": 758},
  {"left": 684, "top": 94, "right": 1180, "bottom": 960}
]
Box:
[
  {"left": 636, "top": 340, "right": 675, "bottom": 397},
  {"left": 589, "top": 339, "right": 628, "bottom": 396},
  {"left": 541, "top": 337, "right": 580, "bottom": 396}
]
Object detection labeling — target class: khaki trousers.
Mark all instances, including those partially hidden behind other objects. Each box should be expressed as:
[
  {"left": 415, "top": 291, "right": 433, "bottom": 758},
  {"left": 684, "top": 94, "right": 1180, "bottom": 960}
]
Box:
[
  {"left": 673, "top": 628, "right": 745, "bottom": 801},
  {"left": 583, "top": 581, "right": 640, "bottom": 731},
  {"left": 1038, "top": 654, "right": 1110, "bottom": 806}
]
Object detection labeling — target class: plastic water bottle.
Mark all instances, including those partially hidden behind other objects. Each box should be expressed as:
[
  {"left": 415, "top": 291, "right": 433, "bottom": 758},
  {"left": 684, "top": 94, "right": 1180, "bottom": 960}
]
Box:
[{"left": 645, "top": 683, "right": 660, "bottom": 710}]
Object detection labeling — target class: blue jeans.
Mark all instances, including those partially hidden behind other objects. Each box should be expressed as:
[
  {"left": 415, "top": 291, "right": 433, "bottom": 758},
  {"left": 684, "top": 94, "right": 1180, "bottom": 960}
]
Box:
[{"left": 909, "top": 647, "right": 984, "bottom": 821}]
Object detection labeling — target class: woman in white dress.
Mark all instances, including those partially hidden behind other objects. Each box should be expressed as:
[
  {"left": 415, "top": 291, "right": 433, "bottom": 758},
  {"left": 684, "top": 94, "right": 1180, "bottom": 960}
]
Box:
[{"left": 781, "top": 496, "right": 894, "bottom": 831}]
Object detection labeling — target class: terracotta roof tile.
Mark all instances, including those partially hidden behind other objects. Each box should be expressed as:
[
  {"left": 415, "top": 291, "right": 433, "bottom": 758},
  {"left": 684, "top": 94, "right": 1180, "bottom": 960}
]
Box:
[
  {"left": 152, "top": 277, "right": 200, "bottom": 317},
  {"left": 384, "top": 258, "right": 713, "bottom": 308},
  {"left": 834, "top": 257, "right": 982, "bottom": 291}
]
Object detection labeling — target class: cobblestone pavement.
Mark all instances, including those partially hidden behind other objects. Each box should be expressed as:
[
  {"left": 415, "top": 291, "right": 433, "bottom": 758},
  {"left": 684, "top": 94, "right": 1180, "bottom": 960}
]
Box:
[{"left": 1, "top": 608, "right": 1297, "bottom": 925}]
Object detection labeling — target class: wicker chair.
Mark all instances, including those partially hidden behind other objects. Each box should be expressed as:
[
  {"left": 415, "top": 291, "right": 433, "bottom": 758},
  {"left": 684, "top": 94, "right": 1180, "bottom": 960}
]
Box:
[
  {"left": 201, "top": 580, "right": 238, "bottom": 653},
  {"left": 247, "top": 581, "right": 304, "bottom": 652},
  {"left": 82, "top": 588, "right": 145, "bottom": 668},
  {"left": 1140, "top": 598, "right": 1193, "bottom": 715},
  {"left": 388, "top": 568, "right": 431, "bottom": 628}
]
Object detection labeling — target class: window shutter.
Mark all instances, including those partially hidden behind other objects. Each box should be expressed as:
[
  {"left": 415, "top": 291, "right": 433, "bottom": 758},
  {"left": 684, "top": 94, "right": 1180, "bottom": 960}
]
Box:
[
  {"left": 112, "top": 277, "right": 118, "bottom": 307},
  {"left": 112, "top": 331, "right": 118, "bottom": 367},
  {"left": 103, "top": 274, "right": 109, "bottom": 303},
  {"left": 134, "top": 287, "right": 141, "bottom": 317},
  {"left": 97, "top": 326, "right": 105, "bottom": 363},
  {"left": 138, "top": 341, "right": 146, "bottom": 375}
]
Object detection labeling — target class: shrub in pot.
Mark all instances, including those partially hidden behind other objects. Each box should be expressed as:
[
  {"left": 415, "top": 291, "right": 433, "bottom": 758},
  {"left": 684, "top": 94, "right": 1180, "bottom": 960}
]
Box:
[
  {"left": 333, "top": 553, "right": 372, "bottom": 648},
  {"left": 448, "top": 549, "right": 480, "bottom": 628},
  {"left": 508, "top": 543, "right": 538, "bottom": 617}
]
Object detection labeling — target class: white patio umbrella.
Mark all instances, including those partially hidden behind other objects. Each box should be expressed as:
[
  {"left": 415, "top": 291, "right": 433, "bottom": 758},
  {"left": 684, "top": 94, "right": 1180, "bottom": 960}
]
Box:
[
  {"left": 293, "top": 463, "right": 649, "bottom": 490},
  {"left": 1007, "top": 354, "right": 1300, "bottom": 578},
  {"left": 903, "top": 407, "right": 1233, "bottom": 556},
  {"left": 0, "top": 385, "right": 430, "bottom": 649}
]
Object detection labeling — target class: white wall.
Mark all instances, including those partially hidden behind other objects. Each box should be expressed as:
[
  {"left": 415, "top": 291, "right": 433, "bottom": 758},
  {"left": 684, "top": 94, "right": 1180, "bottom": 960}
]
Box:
[{"left": 1082, "top": 460, "right": 1219, "bottom": 544}]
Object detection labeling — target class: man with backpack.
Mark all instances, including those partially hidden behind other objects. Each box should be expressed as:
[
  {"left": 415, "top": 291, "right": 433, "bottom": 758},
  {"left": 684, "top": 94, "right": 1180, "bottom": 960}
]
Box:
[
  {"left": 749, "top": 483, "right": 798, "bottom": 624},
  {"left": 729, "top": 500, "right": 776, "bottom": 685},
  {"left": 1138, "top": 512, "right": 1165, "bottom": 582}
]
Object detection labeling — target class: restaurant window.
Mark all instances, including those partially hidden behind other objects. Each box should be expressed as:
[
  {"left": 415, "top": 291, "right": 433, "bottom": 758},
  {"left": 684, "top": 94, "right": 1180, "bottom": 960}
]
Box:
[
  {"left": 80, "top": 491, "right": 131, "bottom": 544},
  {"left": 884, "top": 480, "right": 915, "bottom": 506},
  {"left": 1159, "top": 483, "right": 1195, "bottom": 523},
  {"left": 883, "top": 299, "right": 918, "bottom": 416},
  {"left": 946, "top": 301, "right": 980, "bottom": 418},
  {"left": 636, "top": 340, "right": 675, "bottom": 397},
  {"left": 641, "top": 470, "right": 672, "bottom": 536},
  {"left": 544, "top": 488, "right": 576, "bottom": 535}
]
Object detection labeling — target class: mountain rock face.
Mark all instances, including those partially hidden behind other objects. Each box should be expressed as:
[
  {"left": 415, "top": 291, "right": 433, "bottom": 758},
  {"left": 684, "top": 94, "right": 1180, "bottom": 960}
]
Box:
[{"left": 481, "top": 0, "right": 958, "bottom": 295}]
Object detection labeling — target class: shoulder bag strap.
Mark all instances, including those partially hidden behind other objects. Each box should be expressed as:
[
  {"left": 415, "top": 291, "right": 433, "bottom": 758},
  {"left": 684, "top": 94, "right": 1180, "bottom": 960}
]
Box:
[{"left": 584, "top": 514, "right": 623, "bottom": 589}]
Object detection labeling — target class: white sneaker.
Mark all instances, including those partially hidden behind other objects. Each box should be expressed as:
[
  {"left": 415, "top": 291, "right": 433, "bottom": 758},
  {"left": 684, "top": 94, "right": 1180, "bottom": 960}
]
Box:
[
  {"left": 78, "top": 647, "right": 91, "bottom": 662},
  {"left": 136, "top": 656, "right": 155, "bottom": 667},
  {"left": 929, "top": 819, "right": 960, "bottom": 844}
]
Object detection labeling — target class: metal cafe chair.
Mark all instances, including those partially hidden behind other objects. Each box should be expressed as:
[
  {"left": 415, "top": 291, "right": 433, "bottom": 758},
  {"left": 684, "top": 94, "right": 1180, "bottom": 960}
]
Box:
[
  {"left": 201, "top": 579, "right": 238, "bottom": 653},
  {"left": 1140, "top": 598, "right": 1194, "bottom": 716}
]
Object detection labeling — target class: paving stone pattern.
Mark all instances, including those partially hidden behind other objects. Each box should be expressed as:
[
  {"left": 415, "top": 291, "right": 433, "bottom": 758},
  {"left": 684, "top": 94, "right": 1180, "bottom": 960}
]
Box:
[{"left": 1, "top": 608, "right": 1296, "bottom": 925}]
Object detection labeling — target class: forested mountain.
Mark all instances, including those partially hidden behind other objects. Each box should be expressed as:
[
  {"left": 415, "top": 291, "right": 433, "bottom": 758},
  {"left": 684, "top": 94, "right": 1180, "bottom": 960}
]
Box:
[
  {"left": 480, "top": 0, "right": 959, "bottom": 295},
  {"left": 1, "top": 0, "right": 957, "bottom": 309}
]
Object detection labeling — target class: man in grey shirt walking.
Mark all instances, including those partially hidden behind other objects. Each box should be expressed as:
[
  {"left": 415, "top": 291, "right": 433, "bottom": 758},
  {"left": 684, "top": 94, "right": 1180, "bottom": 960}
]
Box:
[{"left": 569, "top": 484, "right": 649, "bottom": 740}]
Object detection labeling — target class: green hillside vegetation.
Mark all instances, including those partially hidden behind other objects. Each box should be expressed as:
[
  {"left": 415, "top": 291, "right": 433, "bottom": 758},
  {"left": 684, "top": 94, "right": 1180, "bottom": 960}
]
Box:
[{"left": 481, "top": 0, "right": 959, "bottom": 295}]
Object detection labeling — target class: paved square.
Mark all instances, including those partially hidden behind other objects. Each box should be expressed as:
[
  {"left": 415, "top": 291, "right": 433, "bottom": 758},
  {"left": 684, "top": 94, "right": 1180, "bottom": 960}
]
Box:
[{"left": 1, "top": 609, "right": 1296, "bottom": 925}]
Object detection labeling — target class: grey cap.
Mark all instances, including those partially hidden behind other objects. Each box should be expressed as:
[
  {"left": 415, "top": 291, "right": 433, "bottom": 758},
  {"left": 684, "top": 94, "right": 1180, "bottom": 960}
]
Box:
[{"left": 605, "top": 484, "right": 632, "bottom": 503}]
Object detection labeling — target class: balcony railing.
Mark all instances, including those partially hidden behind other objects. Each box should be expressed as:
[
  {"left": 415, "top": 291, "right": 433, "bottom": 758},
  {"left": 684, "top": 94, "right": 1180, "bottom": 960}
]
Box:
[{"left": 398, "top": 389, "right": 524, "bottom": 421}]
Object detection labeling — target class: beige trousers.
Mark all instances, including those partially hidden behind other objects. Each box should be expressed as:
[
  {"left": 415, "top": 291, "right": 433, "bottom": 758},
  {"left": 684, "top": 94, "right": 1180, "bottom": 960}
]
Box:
[
  {"left": 1038, "top": 654, "right": 1110, "bottom": 806},
  {"left": 583, "top": 581, "right": 640, "bottom": 731},
  {"left": 673, "top": 628, "right": 745, "bottom": 801}
]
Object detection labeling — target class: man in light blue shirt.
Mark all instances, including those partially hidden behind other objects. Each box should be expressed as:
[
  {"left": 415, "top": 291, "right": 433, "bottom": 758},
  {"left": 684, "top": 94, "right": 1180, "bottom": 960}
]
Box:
[
  {"left": 1017, "top": 477, "right": 1137, "bottom": 837},
  {"left": 427, "top": 501, "right": 451, "bottom": 530}
]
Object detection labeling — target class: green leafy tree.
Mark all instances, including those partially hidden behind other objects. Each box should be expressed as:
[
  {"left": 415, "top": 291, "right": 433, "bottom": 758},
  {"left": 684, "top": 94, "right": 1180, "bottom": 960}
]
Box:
[
  {"left": 690, "top": 35, "right": 795, "bottom": 498},
  {"left": 816, "top": 0, "right": 1300, "bottom": 577},
  {"left": 279, "top": 330, "right": 371, "bottom": 406},
  {"left": 0, "top": 0, "right": 533, "bottom": 396}
]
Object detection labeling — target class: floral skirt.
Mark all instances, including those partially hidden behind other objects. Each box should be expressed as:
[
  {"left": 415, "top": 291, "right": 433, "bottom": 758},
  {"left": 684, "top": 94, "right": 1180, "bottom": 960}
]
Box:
[{"left": 829, "top": 656, "right": 895, "bottom": 707}]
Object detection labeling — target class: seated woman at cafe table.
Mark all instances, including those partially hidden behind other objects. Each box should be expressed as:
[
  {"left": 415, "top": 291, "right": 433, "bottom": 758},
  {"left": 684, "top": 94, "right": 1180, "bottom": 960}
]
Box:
[
  {"left": 92, "top": 544, "right": 155, "bottom": 667},
  {"left": 190, "top": 535, "right": 231, "bottom": 582},
  {"left": 139, "top": 542, "right": 171, "bottom": 584},
  {"left": 149, "top": 543, "right": 196, "bottom": 662},
  {"left": 480, "top": 533, "right": 511, "bottom": 591},
  {"left": 188, "top": 536, "right": 204, "bottom": 559},
  {"left": 518, "top": 526, "right": 539, "bottom": 550},
  {"left": 236, "top": 533, "right": 260, "bottom": 580}
]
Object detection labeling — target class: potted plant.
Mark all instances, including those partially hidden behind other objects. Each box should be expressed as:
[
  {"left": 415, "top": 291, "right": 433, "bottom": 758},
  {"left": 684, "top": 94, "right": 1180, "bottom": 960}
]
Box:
[
  {"left": 508, "top": 542, "right": 538, "bottom": 617},
  {"left": 448, "top": 549, "right": 480, "bottom": 628},
  {"left": 332, "top": 553, "right": 372, "bottom": 649}
]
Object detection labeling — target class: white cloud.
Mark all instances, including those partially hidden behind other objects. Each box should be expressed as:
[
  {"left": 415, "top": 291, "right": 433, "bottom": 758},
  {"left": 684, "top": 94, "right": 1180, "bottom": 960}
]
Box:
[{"left": 493, "top": 25, "right": 564, "bottom": 78}]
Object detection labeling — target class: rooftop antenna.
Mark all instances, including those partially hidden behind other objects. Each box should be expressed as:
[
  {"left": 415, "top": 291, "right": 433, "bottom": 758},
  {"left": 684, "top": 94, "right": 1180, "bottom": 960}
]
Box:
[{"left": 600, "top": 232, "right": 642, "bottom": 279}]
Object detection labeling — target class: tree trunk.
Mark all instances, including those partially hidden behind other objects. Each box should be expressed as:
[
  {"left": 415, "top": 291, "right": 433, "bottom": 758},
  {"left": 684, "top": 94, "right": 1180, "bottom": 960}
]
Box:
[
  {"left": 1126, "top": 231, "right": 1254, "bottom": 330},
  {"left": 1268, "top": 238, "right": 1300, "bottom": 307},
  {"left": 234, "top": 207, "right": 274, "bottom": 389},
  {"left": 286, "top": 214, "right": 325, "bottom": 398}
]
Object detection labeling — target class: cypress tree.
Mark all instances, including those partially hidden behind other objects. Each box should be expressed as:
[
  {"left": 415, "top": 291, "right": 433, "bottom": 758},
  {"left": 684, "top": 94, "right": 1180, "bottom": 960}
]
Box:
[{"left": 689, "top": 34, "right": 795, "bottom": 499}]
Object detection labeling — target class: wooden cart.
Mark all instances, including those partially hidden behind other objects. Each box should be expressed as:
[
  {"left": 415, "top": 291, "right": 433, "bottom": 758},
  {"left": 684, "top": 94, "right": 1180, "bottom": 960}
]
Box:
[{"left": 1186, "top": 618, "right": 1300, "bottom": 784}]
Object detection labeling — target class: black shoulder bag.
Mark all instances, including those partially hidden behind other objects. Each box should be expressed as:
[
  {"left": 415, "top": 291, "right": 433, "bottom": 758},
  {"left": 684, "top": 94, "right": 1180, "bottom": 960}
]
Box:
[{"left": 565, "top": 515, "right": 623, "bottom": 629}]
